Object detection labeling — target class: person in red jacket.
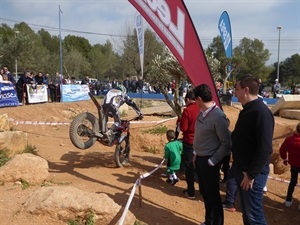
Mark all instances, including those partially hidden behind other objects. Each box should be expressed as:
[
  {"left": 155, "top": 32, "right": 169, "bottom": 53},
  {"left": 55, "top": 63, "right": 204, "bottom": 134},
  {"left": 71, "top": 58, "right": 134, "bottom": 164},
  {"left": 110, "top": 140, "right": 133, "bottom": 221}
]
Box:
[
  {"left": 179, "top": 90, "right": 200, "bottom": 199},
  {"left": 279, "top": 122, "right": 300, "bottom": 208}
]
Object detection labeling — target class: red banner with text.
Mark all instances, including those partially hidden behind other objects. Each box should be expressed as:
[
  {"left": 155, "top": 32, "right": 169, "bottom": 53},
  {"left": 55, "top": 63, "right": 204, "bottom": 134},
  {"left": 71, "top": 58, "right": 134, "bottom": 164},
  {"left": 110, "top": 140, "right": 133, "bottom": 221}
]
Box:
[{"left": 128, "top": 0, "right": 221, "bottom": 107}]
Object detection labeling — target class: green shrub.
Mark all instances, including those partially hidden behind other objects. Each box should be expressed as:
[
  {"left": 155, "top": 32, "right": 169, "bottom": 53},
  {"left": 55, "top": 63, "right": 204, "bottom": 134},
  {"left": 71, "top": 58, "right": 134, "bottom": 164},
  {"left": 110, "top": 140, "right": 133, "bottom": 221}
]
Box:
[
  {"left": 142, "top": 125, "right": 168, "bottom": 135},
  {"left": 67, "top": 209, "right": 95, "bottom": 225},
  {"left": 143, "top": 146, "right": 159, "bottom": 154},
  {"left": 23, "top": 144, "right": 38, "bottom": 155},
  {"left": 0, "top": 148, "right": 11, "bottom": 166},
  {"left": 20, "top": 179, "right": 30, "bottom": 189}
]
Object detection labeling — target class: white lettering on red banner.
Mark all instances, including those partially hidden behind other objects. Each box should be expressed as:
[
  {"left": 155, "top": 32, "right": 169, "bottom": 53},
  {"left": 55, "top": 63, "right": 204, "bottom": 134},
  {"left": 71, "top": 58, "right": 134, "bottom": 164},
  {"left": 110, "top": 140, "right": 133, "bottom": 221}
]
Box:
[{"left": 137, "top": 0, "right": 185, "bottom": 59}]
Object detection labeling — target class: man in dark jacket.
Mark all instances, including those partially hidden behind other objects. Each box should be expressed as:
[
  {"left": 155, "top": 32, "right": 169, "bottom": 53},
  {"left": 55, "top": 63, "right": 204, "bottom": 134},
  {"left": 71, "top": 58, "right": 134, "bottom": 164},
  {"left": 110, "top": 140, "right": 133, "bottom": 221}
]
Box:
[{"left": 232, "top": 74, "right": 274, "bottom": 225}]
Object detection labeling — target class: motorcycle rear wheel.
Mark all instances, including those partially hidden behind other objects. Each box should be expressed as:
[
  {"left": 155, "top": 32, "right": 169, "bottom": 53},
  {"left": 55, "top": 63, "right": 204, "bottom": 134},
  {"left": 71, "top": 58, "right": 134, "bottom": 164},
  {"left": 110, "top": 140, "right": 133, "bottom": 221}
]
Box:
[
  {"left": 114, "top": 137, "right": 130, "bottom": 167},
  {"left": 69, "top": 112, "right": 99, "bottom": 149}
]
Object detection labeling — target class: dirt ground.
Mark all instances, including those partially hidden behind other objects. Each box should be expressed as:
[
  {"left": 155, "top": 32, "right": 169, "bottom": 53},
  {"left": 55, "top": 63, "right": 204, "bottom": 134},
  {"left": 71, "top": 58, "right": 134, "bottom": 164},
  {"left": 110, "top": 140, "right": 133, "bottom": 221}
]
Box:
[{"left": 0, "top": 99, "right": 299, "bottom": 225}]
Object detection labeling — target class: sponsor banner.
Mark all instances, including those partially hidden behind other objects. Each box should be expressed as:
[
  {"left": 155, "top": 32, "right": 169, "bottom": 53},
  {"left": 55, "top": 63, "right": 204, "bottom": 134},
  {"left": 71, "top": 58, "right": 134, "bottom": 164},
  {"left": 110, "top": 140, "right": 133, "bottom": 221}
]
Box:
[
  {"left": 27, "top": 84, "right": 48, "bottom": 103},
  {"left": 0, "top": 82, "right": 19, "bottom": 107},
  {"left": 136, "top": 13, "right": 144, "bottom": 77},
  {"left": 60, "top": 84, "right": 90, "bottom": 102},
  {"left": 128, "top": 0, "right": 221, "bottom": 107},
  {"left": 218, "top": 11, "right": 232, "bottom": 58}
]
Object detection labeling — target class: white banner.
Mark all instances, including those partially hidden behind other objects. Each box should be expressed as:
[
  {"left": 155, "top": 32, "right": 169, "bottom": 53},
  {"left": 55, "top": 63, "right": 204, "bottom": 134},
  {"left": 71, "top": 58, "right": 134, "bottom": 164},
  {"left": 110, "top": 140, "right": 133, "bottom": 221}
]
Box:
[
  {"left": 26, "top": 84, "right": 48, "bottom": 103},
  {"left": 60, "top": 84, "right": 90, "bottom": 102},
  {"left": 136, "top": 13, "right": 144, "bottom": 78}
]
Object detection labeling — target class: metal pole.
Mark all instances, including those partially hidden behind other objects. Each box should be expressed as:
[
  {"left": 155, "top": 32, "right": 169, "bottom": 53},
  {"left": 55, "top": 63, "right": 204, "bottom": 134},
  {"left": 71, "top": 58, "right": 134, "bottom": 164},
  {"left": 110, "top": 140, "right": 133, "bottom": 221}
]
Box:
[
  {"left": 276, "top": 26, "right": 282, "bottom": 81},
  {"left": 15, "top": 30, "right": 20, "bottom": 81},
  {"left": 59, "top": 5, "right": 63, "bottom": 77}
]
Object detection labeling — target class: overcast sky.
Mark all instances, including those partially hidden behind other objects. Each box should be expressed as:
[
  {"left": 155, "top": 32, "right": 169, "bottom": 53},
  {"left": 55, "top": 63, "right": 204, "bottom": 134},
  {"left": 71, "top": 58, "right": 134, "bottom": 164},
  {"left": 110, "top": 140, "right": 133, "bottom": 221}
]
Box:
[{"left": 0, "top": 0, "right": 299, "bottom": 65}]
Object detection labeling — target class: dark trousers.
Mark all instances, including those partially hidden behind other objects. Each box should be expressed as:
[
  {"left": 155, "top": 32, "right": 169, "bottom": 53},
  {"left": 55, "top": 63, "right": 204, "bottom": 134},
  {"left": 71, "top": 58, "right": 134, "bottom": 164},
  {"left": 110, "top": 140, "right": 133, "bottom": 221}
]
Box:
[
  {"left": 224, "top": 166, "right": 238, "bottom": 207},
  {"left": 16, "top": 85, "right": 24, "bottom": 103},
  {"left": 182, "top": 142, "right": 196, "bottom": 196},
  {"left": 49, "top": 86, "right": 57, "bottom": 102},
  {"left": 286, "top": 166, "right": 300, "bottom": 201},
  {"left": 221, "top": 155, "right": 230, "bottom": 181},
  {"left": 195, "top": 155, "right": 223, "bottom": 225}
]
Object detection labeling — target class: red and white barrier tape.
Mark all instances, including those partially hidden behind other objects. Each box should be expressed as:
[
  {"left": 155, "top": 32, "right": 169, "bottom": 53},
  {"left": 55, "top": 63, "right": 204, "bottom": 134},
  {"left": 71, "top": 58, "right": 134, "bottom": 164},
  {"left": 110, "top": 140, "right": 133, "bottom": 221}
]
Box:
[
  {"left": 118, "top": 159, "right": 165, "bottom": 225},
  {"left": 268, "top": 175, "right": 300, "bottom": 187},
  {"left": 9, "top": 118, "right": 70, "bottom": 125},
  {"left": 9, "top": 117, "right": 176, "bottom": 126}
]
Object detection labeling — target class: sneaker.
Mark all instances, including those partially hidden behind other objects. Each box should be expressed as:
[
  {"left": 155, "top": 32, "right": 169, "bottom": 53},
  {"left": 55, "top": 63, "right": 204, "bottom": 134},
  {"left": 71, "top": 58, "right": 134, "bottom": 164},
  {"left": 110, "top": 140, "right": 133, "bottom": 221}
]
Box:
[
  {"left": 166, "top": 178, "right": 173, "bottom": 184},
  {"left": 171, "top": 178, "right": 179, "bottom": 186},
  {"left": 183, "top": 190, "right": 195, "bottom": 200},
  {"left": 285, "top": 200, "right": 293, "bottom": 207},
  {"left": 222, "top": 202, "right": 236, "bottom": 212},
  {"left": 263, "top": 186, "right": 268, "bottom": 195}
]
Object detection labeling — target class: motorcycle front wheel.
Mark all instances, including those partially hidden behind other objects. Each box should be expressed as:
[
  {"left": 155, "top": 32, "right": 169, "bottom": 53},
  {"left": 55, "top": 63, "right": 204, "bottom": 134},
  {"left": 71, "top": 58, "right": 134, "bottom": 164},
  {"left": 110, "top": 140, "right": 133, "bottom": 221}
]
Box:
[
  {"left": 114, "top": 137, "right": 130, "bottom": 168},
  {"left": 69, "top": 112, "right": 99, "bottom": 149}
]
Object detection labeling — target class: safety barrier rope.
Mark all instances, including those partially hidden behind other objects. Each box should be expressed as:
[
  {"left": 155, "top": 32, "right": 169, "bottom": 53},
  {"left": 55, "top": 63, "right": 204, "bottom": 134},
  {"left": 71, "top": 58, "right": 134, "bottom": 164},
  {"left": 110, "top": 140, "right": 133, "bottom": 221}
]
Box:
[
  {"left": 9, "top": 117, "right": 177, "bottom": 126},
  {"left": 118, "top": 159, "right": 165, "bottom": 225},
  {"left": 268, "top": 175, "right": 300, "bottom": 187}
]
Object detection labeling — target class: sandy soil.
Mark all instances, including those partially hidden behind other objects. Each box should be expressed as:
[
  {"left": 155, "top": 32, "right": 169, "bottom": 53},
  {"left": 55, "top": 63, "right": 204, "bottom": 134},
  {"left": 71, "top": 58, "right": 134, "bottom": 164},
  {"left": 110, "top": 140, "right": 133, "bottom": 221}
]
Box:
[{"left": 0, "top": 100, "right": 299, "bottom": 225}]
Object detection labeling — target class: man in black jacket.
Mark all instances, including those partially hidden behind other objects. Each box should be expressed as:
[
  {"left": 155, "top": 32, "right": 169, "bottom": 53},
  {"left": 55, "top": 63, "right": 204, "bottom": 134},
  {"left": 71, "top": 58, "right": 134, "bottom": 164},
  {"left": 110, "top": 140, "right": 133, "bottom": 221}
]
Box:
[{"left": 231, "top": 74, "right": 274, "bottom": 225}]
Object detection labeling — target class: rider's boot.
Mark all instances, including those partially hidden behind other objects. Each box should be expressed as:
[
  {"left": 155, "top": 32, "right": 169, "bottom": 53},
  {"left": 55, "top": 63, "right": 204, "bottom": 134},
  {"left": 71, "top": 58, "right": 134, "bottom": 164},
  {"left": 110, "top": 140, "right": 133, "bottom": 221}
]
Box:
[
  {"left": 106, "top": 129, "right": 115, "bottom": 144},
  {"left": 105, "top": 124, "right": 118, "bottom": 145}
]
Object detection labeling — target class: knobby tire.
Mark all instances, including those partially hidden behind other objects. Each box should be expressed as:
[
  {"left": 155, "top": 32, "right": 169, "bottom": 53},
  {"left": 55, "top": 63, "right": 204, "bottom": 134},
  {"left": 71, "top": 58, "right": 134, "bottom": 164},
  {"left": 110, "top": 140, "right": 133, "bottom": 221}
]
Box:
[{"left": 69, "top": 112, "right": 99, "bottom": 149}]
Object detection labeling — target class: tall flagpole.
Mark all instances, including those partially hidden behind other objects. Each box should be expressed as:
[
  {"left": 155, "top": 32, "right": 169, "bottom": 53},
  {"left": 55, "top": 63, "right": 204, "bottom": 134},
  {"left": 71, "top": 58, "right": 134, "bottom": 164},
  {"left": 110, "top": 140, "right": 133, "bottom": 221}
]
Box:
[
  {"left": 59, "top": 5, "right": 63, "bottom": 78},
  {"left": 135, "top": 13, "right": 144, "bottom": 79}
]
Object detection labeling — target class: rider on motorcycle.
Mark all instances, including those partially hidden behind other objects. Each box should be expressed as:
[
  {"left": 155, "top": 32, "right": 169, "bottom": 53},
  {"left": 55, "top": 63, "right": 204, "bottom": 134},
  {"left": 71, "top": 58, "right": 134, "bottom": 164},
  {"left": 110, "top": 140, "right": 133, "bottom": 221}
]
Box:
[{"left": 101, "top": 84, "right": 143, "bottom": 144}]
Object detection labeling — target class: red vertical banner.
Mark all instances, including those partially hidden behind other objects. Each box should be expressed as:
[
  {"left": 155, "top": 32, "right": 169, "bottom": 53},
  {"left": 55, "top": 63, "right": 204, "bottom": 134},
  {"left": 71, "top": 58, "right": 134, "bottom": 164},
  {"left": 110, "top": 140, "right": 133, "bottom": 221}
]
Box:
[{"left": 128, "top": 0, "right": 221, "bottom": 107}]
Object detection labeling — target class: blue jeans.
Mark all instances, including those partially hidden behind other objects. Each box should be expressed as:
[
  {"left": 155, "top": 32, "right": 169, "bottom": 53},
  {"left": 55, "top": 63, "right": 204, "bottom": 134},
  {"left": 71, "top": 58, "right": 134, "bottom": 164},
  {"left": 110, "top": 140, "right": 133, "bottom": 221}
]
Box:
[
  {"left": 234, "top": 164, "right": 269, "bottom": 225},
  {"left": 195, "top": 156, "right": 223, "bottom": 225},
  {"left": 224, "top": 166, "right": 237, "bottom": 207}
]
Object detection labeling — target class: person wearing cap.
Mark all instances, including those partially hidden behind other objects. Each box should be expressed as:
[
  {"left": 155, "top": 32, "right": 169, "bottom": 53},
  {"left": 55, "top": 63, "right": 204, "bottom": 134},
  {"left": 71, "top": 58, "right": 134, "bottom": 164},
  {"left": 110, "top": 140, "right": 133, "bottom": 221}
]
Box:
[{"left": 273, "top": 79, "right": 281, "bottom": 98}]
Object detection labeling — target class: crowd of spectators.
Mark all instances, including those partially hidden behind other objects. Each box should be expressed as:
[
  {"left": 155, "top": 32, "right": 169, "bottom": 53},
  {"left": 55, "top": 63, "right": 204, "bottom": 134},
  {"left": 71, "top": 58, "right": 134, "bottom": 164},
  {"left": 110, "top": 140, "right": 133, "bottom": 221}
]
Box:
[{"left": 0, "top": 66, "right": 193, "bottom": 105}]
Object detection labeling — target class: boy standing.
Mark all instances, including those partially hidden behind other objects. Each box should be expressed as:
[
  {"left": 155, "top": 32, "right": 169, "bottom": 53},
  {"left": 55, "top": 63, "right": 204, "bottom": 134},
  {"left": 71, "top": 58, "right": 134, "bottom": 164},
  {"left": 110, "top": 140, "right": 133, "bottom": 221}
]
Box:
[
  {"left": 164, "top": 130, "right": 182, "bottom": 185},
  {"left": 279, "top": 122, "right": 300, "bottom": 209}
]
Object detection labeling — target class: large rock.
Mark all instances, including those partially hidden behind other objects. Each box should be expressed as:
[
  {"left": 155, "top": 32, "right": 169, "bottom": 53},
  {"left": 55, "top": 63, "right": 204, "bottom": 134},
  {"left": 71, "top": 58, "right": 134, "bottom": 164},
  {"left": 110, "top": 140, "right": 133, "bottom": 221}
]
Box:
[
  {"left": 0, "top": 153, "right": 49, "bottom": 184},
  {"left": 0, "top": 131, "right": 28, "bottom": 156},
  {"left": 23, "top": 186, "right": 136, "bottom": 225},
  {"left": 0, "top": 113, "right": 10, "bottom": 131},
  {"left": 0, "top": 113, "right": 28, "bottom": 156}
]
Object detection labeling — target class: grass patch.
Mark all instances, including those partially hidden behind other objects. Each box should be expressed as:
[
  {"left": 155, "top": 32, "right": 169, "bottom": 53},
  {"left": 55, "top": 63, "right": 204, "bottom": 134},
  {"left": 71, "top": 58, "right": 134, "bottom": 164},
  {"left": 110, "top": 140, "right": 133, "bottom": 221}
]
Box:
[
  {"left": 0, "top": 144, "right": 37, "bottom": 167},
  {"left": 142, "top": 125, "right": 168, "bottom": 135},
  {"left": 67, "top": 209, "right": 95, "bottom": 225},
  {"left": 23, "top": 144, "right": 38, "bottom": 155},
  {"left": 20, "top": 179, "right": 30, "bottom": 189},
  {"left": 0, "top": 148, "right": 11, "bottom": 167},
  {"left": 41, "top": 179, "right": 72, "bottom": 187},
  {"left": 137, "top": 99, "right": 154, "bottom": 108},
  {"left": 134, "top": 220, "right": 148, "bottom": 225},
  {"left": 143, "top": 146, "right": 159, "bottom": 154}
]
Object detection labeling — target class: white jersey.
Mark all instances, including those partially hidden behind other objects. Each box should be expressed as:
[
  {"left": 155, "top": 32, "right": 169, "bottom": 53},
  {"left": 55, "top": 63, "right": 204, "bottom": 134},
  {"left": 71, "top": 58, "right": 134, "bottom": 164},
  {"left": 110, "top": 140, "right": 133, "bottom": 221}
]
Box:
[{"left": 102, "top": 89, "right": 126, "bottom": 108}]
